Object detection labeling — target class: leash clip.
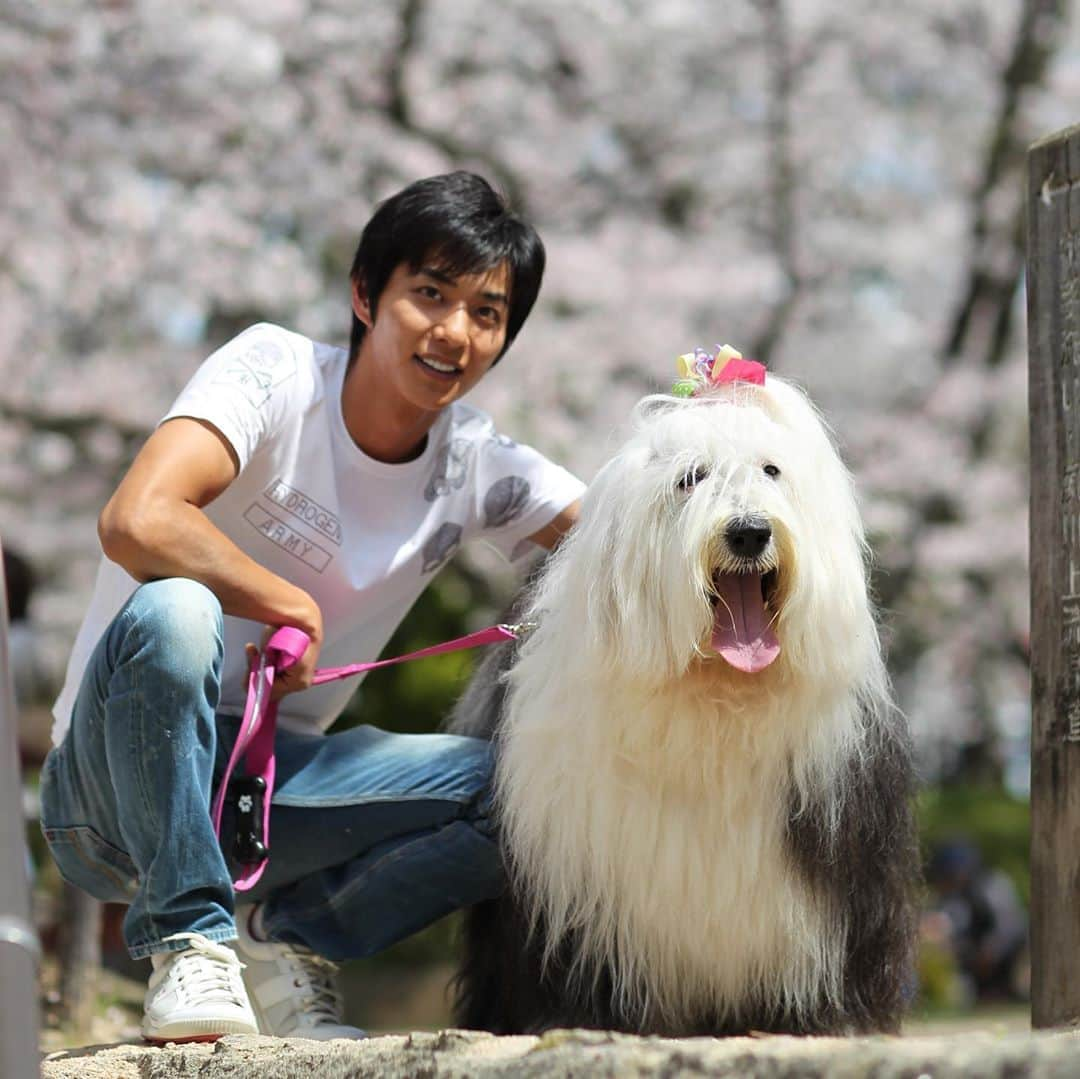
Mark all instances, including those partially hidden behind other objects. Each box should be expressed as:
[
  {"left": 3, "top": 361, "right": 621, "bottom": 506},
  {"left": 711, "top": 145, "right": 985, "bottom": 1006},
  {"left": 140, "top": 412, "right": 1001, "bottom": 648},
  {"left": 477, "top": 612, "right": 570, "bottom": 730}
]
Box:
[{"left": 500, "top": 620, "right": 538, "bottom": 639}]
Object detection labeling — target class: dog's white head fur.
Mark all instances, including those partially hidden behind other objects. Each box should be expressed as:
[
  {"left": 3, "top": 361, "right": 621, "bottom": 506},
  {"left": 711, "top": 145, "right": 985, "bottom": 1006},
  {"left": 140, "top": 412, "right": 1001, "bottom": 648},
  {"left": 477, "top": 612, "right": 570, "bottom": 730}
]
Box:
[
  {"left": 533, "top": 377, "right": 879, "bottom": 693},
  {"left": 496, "top": 375, "right": 892, "bottom": 1030}
]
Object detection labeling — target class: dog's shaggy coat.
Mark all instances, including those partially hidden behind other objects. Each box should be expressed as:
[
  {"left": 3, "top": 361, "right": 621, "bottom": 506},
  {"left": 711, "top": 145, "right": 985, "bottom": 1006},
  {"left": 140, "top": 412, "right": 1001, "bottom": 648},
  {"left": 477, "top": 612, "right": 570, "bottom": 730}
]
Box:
[{"left": 449, "top": 375, "right": 918, "bottom": 1036}]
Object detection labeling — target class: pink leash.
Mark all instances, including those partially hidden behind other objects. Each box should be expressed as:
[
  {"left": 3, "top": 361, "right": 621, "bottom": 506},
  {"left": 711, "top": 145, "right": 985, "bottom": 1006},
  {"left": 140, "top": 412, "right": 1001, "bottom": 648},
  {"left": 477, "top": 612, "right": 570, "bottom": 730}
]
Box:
[{"left": 211, "top": 622, "right": 525, "bottom": 890}]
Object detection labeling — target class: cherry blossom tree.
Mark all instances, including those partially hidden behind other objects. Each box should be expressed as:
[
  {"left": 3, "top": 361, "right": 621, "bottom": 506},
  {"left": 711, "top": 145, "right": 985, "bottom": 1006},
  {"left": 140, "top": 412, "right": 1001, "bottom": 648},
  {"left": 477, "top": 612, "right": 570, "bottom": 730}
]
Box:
[{"left": 2, "top": 0, "right": 1076, "bottom": 784}]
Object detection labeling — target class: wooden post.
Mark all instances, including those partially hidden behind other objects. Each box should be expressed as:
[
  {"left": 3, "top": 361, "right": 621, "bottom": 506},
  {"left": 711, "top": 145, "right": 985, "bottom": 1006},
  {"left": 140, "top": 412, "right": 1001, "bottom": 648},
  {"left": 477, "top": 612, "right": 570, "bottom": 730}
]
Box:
[{"left": 1028, "top": 121, "right": 1080, "bottom": 1030}]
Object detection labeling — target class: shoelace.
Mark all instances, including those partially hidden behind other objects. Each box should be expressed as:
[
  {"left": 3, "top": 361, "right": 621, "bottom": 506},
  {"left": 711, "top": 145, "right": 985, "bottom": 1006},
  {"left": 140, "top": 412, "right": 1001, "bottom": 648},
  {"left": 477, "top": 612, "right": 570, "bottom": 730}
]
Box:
[
  {"left": 160, "top": 932, "right": 245, "bottom": 1002},
  {"left": 285, "top": 948, "right": 344, "bottom": 1026}
]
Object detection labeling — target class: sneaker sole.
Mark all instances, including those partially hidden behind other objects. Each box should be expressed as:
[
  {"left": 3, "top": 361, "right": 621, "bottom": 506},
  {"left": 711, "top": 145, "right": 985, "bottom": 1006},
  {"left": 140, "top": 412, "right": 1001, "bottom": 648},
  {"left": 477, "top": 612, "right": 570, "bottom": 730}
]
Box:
[
  {"left": 142, "top": 1017, "right": 258, "bottom": 1043},
  {"left": 144, "top": 1032, "right": 224, "bottom": 1045}
]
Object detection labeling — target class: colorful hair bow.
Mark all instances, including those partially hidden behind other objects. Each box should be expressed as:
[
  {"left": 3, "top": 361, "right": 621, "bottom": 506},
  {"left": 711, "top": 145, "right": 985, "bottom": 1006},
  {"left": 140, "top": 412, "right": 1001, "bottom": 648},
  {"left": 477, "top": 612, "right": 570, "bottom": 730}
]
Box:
[{"left": 672, "top": 344, "right": 766, "bottom": 397}]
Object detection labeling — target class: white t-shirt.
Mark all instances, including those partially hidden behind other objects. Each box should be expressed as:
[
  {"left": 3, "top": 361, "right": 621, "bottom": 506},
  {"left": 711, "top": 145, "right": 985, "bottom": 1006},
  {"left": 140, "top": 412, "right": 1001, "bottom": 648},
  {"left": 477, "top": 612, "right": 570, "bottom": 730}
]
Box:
[{"left": 51, "top": 323, "right": 585, "bottom": 744}]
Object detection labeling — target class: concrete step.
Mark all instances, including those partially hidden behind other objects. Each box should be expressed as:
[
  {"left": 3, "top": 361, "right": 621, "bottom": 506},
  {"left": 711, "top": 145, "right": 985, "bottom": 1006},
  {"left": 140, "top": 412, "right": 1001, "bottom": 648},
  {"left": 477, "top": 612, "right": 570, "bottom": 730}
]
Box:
[{"left": 40, "top": 1026, "right": 1080, "bottom": 1079}]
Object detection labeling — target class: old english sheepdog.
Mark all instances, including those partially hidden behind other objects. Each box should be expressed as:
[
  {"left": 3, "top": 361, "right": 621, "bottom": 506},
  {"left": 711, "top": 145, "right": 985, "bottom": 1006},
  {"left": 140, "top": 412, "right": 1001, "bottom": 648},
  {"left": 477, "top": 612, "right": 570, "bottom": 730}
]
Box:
[{"left": 449, "top": 359, "right": 918, "bottom": 1037}]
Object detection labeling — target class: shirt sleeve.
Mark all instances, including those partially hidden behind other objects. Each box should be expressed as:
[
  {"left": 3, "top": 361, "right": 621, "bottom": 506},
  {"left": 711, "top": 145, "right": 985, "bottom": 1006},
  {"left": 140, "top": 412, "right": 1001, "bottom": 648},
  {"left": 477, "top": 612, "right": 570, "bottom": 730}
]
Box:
[
  {"left": 472, "top": 431, "right": 587, "bottom": 562},
  {"left": 159, "top": 323, "right": 301, "bottom": 470}
]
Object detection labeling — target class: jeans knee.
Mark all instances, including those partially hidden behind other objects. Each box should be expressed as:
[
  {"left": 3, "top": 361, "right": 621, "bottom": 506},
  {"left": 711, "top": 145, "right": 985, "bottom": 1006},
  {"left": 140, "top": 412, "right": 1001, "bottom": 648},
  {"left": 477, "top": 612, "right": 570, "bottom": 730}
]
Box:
[{"left": 122, "top": 578, "right": 224, "bottom": 680}]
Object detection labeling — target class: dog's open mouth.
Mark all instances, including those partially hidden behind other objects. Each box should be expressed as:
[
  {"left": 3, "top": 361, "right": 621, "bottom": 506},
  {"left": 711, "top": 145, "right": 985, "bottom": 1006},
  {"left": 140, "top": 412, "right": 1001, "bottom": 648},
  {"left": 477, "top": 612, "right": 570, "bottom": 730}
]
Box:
[{"left": 709, "top": 570, "right": 780, "bottom": 673}]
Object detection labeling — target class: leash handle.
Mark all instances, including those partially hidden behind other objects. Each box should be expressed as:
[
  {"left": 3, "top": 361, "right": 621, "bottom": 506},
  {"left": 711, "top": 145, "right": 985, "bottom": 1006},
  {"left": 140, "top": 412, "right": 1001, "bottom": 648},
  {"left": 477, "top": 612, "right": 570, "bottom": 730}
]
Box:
[
  {"left": 212, "top": 622, "right": 525, "bottom": 891},
  {"left": 211, "top": 627, "right": 304, "bottom": 891}
]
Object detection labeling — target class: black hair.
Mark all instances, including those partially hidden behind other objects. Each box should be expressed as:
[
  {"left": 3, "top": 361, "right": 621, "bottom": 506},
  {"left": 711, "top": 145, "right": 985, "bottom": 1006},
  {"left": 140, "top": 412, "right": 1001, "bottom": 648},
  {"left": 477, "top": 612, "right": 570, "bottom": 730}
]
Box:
[{"left": 348, "top": 171, "right": 545, "bottom": 367}]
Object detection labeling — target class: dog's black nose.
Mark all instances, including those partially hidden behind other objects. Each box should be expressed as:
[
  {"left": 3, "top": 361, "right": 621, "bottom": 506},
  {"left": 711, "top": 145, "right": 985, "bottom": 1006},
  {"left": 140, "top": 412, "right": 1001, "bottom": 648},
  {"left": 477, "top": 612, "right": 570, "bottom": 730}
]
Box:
[{"left": 725, "top": 518, "right": 772, "bottom": 559}]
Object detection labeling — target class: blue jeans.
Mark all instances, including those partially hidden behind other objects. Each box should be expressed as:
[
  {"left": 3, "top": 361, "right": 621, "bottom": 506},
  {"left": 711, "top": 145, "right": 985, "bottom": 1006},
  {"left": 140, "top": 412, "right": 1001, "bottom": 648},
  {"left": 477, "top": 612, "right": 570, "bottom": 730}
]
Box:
[{"left": 39, "top": 578, "right": 504, "bottom": 961}]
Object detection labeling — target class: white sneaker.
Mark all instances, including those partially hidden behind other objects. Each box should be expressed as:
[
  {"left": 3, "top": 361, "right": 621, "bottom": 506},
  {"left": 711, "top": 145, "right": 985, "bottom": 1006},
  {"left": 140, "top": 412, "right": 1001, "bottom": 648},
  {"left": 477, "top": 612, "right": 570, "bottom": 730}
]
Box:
[
  {"left": 231, "top": 905, "right": 366, "bottom": 1040},
  {"left": 142, "top": 932, "right": 259, "bottom": 1043}
]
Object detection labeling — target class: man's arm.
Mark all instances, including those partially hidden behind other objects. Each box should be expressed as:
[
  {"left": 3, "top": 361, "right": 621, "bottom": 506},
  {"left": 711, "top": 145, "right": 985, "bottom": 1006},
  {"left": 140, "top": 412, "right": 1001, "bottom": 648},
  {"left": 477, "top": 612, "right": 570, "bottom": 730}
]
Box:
[
  {"left": 524, "top": 499, "right": 580, "bottom": 551},
  {"left": 98, "top": 416, "right": 322, "bottom": 695}
]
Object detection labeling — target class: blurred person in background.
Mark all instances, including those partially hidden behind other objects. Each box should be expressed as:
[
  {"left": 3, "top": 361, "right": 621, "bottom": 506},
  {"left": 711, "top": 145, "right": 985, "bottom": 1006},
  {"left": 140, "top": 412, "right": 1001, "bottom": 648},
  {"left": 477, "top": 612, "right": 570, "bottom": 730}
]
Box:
[{"left": 923, "top": 839, "right": 1028, "bottom": 1005}]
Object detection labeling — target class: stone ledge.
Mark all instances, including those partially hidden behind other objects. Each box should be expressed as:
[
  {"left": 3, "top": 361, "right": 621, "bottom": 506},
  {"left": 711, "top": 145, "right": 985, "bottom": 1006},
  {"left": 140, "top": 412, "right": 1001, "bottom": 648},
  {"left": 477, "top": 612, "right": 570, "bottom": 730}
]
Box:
[{"left": 40, "top": 1027, "right": 1080, "bottom": 1079}]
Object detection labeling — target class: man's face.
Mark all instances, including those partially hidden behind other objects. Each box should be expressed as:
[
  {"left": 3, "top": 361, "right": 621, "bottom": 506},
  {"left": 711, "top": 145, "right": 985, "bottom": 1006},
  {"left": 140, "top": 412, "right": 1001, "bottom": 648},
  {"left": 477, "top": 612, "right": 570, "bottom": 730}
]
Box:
[{"left": 352, "top": 259, "right": 511, "bottom": 413}]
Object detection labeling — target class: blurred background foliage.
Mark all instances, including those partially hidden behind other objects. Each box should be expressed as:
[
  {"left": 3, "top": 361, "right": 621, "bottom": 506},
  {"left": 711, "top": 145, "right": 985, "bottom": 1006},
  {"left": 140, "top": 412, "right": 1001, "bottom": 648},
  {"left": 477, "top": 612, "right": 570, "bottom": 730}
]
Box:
[
  {"left": 332, "top": 562, "right": 501, "bottom": 738},
  {"left": 919, "top": 784, "right": 1031, "bottom": 908}
]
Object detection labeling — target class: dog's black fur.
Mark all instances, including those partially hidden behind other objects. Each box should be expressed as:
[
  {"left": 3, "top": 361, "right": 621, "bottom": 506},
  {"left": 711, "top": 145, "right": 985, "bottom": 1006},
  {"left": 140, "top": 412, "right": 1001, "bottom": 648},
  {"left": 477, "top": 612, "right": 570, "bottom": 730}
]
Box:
[{"left": 446, "top": 610, "right": 919, "bottom": 1037}]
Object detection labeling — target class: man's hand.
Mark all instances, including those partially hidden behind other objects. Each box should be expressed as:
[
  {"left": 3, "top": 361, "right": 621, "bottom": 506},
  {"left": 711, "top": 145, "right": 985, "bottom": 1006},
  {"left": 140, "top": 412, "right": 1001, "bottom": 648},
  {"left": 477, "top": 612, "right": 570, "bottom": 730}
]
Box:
[{"left": 244, "top": 603, "right": 324, "bottom": 702}]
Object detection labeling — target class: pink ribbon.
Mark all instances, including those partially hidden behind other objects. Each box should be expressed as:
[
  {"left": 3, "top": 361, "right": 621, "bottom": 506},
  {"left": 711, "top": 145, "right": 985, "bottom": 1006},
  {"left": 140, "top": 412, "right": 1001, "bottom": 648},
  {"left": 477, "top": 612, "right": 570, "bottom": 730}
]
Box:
[{"left": 710, "top": 356, "right": 766, "bottom": 386}]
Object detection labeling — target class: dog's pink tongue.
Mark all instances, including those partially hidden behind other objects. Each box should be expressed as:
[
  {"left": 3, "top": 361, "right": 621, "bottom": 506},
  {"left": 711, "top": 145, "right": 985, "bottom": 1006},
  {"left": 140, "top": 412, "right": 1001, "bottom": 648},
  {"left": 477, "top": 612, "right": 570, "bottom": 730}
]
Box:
[{"left": 711, "top": 573, "right": 781, "bottom": 673}]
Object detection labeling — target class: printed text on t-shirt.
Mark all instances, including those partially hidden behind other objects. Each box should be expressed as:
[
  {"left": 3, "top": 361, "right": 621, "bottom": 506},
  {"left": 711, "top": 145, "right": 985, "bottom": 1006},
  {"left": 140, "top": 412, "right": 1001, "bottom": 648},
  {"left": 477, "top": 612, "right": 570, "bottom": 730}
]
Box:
[
  {"left": 264, "top": 480, "right": 343, "bottom": 545},
  {"left": 244, "top": 504, "right": 332, "bottom": 572}
]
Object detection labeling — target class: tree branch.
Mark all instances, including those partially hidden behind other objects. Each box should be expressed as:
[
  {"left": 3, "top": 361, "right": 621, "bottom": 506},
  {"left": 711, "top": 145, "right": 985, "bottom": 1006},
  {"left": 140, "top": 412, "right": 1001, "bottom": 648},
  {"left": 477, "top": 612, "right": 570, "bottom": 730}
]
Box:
[
  {"left": 943, "top": 0, "right": 1065, "bottom": 368},
  {"left": 749, "top": 0, "right": 803, "bottom": 366},
  {"left": 386, "top": 0, "right": 529, "bottom": 212}
]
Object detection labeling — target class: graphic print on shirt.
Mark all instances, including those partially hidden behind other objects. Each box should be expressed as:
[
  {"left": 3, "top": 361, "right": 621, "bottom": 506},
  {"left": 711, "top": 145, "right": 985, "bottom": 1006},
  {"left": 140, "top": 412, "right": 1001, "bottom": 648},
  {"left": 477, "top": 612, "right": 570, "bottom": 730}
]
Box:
[
  {"left": 421, "top": 522, "right": 463, "bottom": 574},
  {"left": 425, "top": 439, "right": 475, "bottom": 502},
  {"left": 483, "top": 476, "right": 531, "bottom": 528},
  {"left": 262, "top": 480, "right": 343, "bottom": 546},
  {"left": 244, "top": 505, "right": 333, "bottom": 572},
  {"left": 212, "top": 337, "right": 296, "bottom": 409},
  {"left": 243, "top": 479, "right": 341, "bottom": 574}
]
